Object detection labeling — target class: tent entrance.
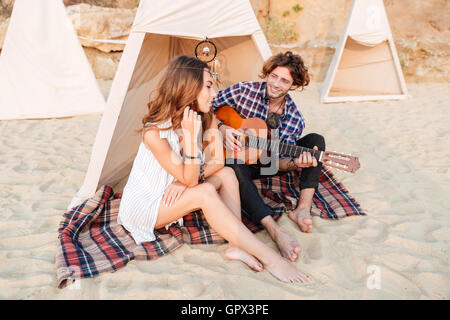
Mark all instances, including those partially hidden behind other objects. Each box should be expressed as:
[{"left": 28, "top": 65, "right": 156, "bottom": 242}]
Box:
[
  {"left": 329, "top": 37, "right": 403, "bottom": 97},
  {"left": 320, "top": 0, "right": 408, "bottom": 103},
  {"left": 97, "top": 33, "right": 265, "bottom": 194},
  {"left": 69, "top": 0, "right": 272, "bottom": 209}
]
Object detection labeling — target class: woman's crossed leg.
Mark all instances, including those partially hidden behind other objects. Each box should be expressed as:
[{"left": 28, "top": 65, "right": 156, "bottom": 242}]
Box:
[
  {"left": 155, "top": 173, "right": 311, "bottom": 283},
  {"left": 206, "top": 167, "right": 262, "bottom": 272}
]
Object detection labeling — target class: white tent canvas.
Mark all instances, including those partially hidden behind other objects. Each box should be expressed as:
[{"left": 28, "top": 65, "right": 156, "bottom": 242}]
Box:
[
  {"left": 320, "top": 0, "right": 408, "bottom": 103},
  {"left": 0, "top": 0, "right": 105, "bottom": 120},
  {"left": 69, "top": 0, "right": 272, "bottom": 208}
]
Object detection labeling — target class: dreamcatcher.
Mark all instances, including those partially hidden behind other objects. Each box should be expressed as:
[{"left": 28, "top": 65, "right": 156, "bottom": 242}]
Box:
[{"left": 194, "top": 38, "right": 220, "bottom": 83}]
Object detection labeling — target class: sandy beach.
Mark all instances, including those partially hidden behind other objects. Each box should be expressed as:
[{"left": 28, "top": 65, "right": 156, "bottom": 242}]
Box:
[{"left": 0, "top": 80, "right": 448, "bottom": 299}]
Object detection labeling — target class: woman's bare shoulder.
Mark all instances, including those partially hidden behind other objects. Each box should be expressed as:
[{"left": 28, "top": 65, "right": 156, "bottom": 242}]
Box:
[{"left": 142, "top": 126, "right": 164, "bottom": 149}]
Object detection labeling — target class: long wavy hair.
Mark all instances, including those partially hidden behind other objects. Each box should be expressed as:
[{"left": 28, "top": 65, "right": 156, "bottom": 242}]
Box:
[{"left": 142, "top": 55, "right": 214, "bottom": 133}]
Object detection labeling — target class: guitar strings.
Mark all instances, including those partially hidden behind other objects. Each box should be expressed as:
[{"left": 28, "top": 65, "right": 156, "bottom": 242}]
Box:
[{"left": 247, "top": 135, "right": 319, "bottom": 159}]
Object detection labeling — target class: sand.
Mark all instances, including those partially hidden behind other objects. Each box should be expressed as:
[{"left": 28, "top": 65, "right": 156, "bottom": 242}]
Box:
[{"left": 0, "top": 81, "right": 449, "bottom": 299}]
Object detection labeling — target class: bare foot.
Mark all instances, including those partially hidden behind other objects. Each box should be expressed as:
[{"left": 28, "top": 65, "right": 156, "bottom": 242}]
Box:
[
  {"left": 264, "top": 257, "right": 312, "bottom": 283},
  {"left": 273, "top": 229, "right": 302, "bottom": 261},
  {"left": 225, "top": 246, "right": 264, "bottom": 272},
  {"left": 289, "top": 208, "right": 313, "bottom": 233}
]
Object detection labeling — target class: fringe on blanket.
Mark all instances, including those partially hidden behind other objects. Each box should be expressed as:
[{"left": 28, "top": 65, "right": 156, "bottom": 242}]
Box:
[{"left": 56, "top": 167, "right": 365, "bottom": 288}]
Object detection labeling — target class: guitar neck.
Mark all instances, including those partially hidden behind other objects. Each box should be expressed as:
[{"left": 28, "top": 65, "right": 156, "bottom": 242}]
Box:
[{"left": 246, "top": 135, "right": 322, "bottom": 161}]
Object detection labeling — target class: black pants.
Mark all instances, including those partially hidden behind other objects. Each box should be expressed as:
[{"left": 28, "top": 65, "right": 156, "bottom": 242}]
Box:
[{"left": 227, "top": 133, "right": 325, "bottom": 224}]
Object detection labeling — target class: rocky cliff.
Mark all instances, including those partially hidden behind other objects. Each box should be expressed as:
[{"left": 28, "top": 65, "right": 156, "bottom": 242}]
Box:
[
  {"left": 254, "top": 0, "right": 449, "bottom": 82},
  {"left": 0, "top": 0, "right": 448, "bottom": 82}
]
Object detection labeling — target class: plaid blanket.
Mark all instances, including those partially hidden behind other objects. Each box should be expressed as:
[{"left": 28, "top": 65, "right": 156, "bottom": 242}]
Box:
[{"left": 56, "top": 167, "right": 365, "bottom": 288}]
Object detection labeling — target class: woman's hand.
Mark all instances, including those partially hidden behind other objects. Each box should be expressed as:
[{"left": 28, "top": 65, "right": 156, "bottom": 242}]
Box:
[
  {"left": 162, "top": 181, "right": 187, "bottom": 207},
  {"left": 181, "top": 106, "right": 202, "bottom": 157}
]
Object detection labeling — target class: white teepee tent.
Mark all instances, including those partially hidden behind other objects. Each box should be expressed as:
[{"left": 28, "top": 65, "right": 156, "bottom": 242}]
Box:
[
  {"left": 69, "top": 0, "right": 272, "bottom": 208},
  {"left": 0, "top": 0, "right": 105, "bottom": 120},
  {"left": 320, "top": 0, "right": 408, "bottom": 103}
]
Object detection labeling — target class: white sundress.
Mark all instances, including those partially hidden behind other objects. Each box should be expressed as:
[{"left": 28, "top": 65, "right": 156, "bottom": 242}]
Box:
[{"left": 117, "top": 120, "right": 182, "bottom": 245}]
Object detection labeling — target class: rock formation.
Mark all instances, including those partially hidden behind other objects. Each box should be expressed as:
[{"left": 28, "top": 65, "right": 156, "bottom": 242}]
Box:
[{"left": 0, "top": 0, "right": 448, "bottom": 82}]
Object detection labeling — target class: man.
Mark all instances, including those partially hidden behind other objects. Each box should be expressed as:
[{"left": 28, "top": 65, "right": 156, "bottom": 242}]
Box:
[{"left": 212, "top": 51, "right": 325, "bottom": 262}]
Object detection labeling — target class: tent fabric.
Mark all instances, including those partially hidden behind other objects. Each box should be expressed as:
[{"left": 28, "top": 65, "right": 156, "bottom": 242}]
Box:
[
  {"left": 92, "top": 34, "right": 265, "bottom": 192},
  {"left": 0, "top": 0, "right": 105, "bottom": 120},
  {"left": 131, "top": 0, "right": 262, "bottom": 39},
  {"left": 330, "top": 38, "right": 402, "bottom": 96},
  {"left": 346, "top": 0, "right": 390, "bottom": 46},
  {"left": 349, "top": 31, "right": 388, "bottom": 46},
  {"left": 69, "top": 0, "right": 272, "bottom": 208},
  {"left": 320, "top": 0, "right": 407, "bottom": 103}
]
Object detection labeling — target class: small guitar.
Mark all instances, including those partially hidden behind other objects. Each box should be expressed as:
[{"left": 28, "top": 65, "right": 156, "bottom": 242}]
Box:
[{"left": 216, "top": 106, "right": 360, "bottom": 173}]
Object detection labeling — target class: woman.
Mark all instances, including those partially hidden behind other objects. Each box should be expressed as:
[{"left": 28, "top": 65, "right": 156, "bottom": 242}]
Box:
[{"left": 118, "top": 55, "right": 310, "bottom": 283}]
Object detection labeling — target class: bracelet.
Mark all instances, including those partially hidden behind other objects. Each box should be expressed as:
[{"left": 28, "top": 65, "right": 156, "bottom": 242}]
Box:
[
  {"left": 199, "top": 165, "right": 205, "bottom": 183},
  {"left": 217, "top": 121, "right": 225, "bottom": 129},
  {"left": 185, "top": 154, "right": 201, "bottom": 160}
]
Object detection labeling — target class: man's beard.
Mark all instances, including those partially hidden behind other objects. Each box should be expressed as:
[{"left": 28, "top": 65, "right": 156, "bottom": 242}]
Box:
[{"left": 267, "top": 85, "right": 288, "bottom": 100}]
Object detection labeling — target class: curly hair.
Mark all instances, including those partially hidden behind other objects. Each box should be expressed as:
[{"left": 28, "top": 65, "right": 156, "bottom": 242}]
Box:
[{"left": 260, "top": 51, "right": 310, "bottom": 90}]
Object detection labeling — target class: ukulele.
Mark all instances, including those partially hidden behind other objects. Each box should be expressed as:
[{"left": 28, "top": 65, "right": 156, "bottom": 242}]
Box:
[{"left": 216, "top": 106, "right": 360, "bottom": 173}]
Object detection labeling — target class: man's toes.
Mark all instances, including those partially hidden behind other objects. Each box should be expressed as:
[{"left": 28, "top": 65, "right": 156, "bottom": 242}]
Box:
[
  {"left": 288, "top": 242, "right": 302, "bottom": 261},
  {"left": 287, "top": 251, "right": 297, "bottom": 261},
  {"left": 306, "top": 220, "right": 313, "bottom": 233},
  {"left": 289, "top": 250, "right": 297, "bottom": 262},
  {"left": 299, "top": 218, "right": 313, "bottom": 233},
  {"left": 280, "top": 250, "right": 290, "bottom": 260}
]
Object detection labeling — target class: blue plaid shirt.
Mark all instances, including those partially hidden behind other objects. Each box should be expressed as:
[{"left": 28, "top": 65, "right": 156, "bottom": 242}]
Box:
[{"left": 212, "top": 81, "right": 305, "bottom": 146}]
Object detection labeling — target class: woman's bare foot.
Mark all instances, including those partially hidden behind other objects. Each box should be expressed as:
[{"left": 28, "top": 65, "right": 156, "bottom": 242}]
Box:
[
  {"left": 264, "top": 257, "right": 312, "bottom": 283},
  {"left": 225, "top": 246, "right": 264, "bottom": 272},
  {"left": 289, "top": 208, "right": 313, "bottom": 233},
  {"left": 273, "top": 229, "right": 302, "bottom": 261}
]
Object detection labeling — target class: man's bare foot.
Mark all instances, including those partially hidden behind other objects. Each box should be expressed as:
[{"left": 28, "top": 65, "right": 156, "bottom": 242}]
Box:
[
  {"left": 273, "top": 229, "right": 302, "bottom": 261},
  {"left": 264, "top": 257, "right": 312, "bottom": 283},
  {"left": 289, "top": 208, "right": 313, "bottom": 233},
  {"left": 225, "top": 246, "right": 264, "bottom": 272}
]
